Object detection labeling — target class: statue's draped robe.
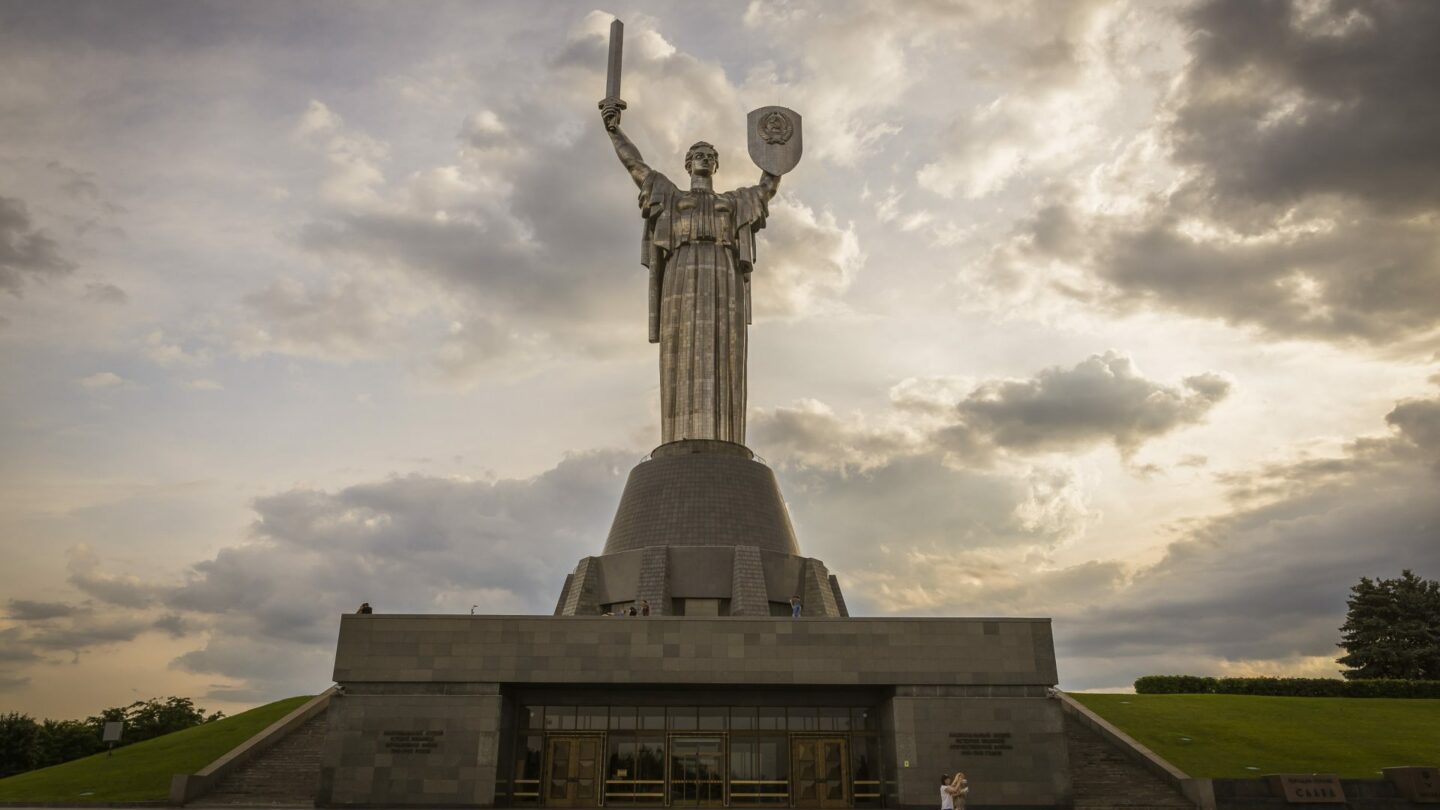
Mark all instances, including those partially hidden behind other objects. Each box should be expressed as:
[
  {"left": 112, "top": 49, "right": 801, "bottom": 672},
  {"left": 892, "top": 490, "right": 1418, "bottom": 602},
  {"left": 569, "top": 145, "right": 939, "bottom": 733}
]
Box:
[{"left": 639, "top": 172, "right": 769, "bottom": 444}]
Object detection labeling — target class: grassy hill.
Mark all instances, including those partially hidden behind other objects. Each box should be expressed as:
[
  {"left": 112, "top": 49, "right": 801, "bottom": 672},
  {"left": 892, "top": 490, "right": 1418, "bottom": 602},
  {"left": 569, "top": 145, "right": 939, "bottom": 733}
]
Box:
[
  {"left": 0, "top": 695, "right": 312, "bottom": 803},
  {"left": 1073, "top": 693, "right": 1440, "bottom": 778}
]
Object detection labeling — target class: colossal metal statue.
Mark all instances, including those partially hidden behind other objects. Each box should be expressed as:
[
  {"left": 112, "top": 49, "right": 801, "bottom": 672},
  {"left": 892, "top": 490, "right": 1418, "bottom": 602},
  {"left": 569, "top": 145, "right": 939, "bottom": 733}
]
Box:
[
  {"left": 549, "top": 20, "right": 840, "bottom": 619},
  {"left": 599, "top": 19, "right": 802, "bottom": 446}
]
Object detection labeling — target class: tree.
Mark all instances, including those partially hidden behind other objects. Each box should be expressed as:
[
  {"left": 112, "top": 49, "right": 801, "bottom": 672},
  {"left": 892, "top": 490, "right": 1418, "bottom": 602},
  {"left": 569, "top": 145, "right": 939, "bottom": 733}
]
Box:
[
  {"left": 0, "top": 712, "right": 40, "bottom": 777},
  {"left": 0, "top": 696, "right": 223, "bottom": 779},
  {"left": 1337, "top": 569, "right": 1440, "bottom": 680},
  {"left": 34, "top": 720, "right": 103, "bottom": 768},
  {"left": 86, "top": 696, "right": 222, "bottom": 746}
]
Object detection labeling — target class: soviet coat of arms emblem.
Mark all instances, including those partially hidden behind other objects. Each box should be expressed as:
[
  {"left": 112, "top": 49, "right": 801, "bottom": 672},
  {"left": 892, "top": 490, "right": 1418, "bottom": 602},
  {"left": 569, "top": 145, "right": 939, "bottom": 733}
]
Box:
[
  {"left": 757, "top": 110, "right": 794, "bottom": 145},
  {"left": 747, "top": 106, "right": 803, "bottom": 175}
]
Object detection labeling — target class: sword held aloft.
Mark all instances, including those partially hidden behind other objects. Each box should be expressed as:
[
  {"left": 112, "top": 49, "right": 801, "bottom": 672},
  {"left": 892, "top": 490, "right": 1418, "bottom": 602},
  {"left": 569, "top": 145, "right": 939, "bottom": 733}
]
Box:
[{"left": 600, "top": 18, "right": 627, "bottom": 132}]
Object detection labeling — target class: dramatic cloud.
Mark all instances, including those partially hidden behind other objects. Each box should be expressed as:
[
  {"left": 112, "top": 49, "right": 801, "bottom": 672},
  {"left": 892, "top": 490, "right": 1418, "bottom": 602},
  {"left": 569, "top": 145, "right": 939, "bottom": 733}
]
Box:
[
  {"left": 5, "top": 600, "right": 84, "bottom": 621},
  {"left": 915, "top": 1, "right": 1143, "bottom": 199},
  {"left": 1056, "top": 392, "right": 1440, "bottom": 687},
  {"left": 973, "top": 0, "right": 1440, "bottom": 351},
  {"left": 769, "top": 389, "right": 1440, "bottom": 689},
  {"left": 1173, "top": 0, "right": 1440, "bottom": 215},
  {"left": 159, "top": 451, "right": 627, "bottom": 696},
  {"left": 754, "top": 351, "right": 1231, "bottom": 467},
  {"left": 67, "top": 545, "right": 159, "bottom": 608},
  {"left": 749, "top": 351, "right": 1229, "bottom": 614},
  {"left": 944, "top": 352, "right": 1231, "bottom": 459},
  {"left": 752, "top": 197, "right": 863, "bottom": 320},
  {"left": 0, "top": 195, "right": 74, "bottom": 295}
]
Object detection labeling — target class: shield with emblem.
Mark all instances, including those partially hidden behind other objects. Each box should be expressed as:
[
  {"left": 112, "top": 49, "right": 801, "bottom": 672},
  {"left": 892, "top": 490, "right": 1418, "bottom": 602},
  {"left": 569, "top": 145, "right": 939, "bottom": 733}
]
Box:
[{"left": 747, "top": 106, "right": 803, "bottom": 175}]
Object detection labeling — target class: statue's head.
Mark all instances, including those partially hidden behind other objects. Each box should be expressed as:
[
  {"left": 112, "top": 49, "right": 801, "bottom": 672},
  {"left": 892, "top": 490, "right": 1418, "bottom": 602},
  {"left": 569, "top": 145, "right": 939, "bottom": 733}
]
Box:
[{"left": 685, "top": 141, "right": 718, "bottom": 178}]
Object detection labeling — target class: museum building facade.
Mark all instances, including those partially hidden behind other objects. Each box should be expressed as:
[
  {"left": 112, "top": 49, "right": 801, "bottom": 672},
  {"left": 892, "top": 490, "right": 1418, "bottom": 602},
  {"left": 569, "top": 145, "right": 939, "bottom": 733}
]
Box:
[{"left": 318, "top": 440, "right": 1072, "bottom": 809}]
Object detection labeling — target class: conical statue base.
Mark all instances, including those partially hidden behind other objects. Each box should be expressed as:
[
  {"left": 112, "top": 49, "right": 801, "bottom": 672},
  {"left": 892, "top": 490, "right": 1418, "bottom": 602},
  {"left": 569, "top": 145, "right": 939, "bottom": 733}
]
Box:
[{"left": 554, "top": 440, "right": 846, "bottom": 617}]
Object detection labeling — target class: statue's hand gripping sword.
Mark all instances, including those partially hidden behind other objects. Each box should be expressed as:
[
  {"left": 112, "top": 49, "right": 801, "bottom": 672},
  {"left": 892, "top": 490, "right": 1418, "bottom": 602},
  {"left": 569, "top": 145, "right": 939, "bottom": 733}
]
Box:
[{"left": 599, "top": 19, "right": 627, "bottom": 131}]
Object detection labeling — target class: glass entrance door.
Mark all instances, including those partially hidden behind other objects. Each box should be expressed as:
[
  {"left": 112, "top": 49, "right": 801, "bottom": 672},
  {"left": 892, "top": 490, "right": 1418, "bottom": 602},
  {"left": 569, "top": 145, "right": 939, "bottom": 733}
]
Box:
[
  {"left": 606, "top": 735, "right": 666, "bottom": 805},
  {"left": 791, "top": 737, "right": 848, "bottom": 808},
  {"left": 546, "top": 736, "right": 602, "bottom": 807},
  {"left": 669, "top": 736, "right": 726, "bottom": 807}
]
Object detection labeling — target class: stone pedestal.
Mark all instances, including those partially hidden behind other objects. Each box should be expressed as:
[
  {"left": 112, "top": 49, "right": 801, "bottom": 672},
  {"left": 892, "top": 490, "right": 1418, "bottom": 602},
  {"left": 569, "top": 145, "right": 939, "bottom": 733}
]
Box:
[{"left": 554, "top": 440, "right": 848, "bottom": 617}]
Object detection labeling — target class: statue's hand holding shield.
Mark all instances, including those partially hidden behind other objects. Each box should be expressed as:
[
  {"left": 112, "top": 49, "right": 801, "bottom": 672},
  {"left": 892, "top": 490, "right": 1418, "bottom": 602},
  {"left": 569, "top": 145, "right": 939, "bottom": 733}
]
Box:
[{"left": 748, "top": 107, "right": 802, "bottom": 175}]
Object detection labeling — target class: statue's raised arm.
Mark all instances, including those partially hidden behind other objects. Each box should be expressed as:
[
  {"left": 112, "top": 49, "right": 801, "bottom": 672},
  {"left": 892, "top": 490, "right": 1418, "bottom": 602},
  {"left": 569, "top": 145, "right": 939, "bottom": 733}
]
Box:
[{"left": 599, "top": 104, "right": 652, "bottom": 189}]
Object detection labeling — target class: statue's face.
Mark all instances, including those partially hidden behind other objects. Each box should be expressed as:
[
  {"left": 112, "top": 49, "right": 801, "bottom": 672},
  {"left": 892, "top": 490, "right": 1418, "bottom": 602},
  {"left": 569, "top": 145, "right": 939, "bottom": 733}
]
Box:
[{"left": 686, "top": 147, "right": 718, "bottom": 178}]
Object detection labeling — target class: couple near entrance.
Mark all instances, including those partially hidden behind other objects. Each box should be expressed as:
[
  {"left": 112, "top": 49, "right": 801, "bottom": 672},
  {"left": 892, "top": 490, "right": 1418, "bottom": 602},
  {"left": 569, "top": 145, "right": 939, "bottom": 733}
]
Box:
[{"left": 941, "top": 772, "right": 970, "bottom": 810}]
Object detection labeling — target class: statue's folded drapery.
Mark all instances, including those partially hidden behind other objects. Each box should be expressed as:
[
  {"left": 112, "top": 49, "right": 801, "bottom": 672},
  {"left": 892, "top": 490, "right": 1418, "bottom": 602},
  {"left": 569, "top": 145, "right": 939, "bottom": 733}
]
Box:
[{"left": 639, "top": 172, "right": 770, "bottom": 444}]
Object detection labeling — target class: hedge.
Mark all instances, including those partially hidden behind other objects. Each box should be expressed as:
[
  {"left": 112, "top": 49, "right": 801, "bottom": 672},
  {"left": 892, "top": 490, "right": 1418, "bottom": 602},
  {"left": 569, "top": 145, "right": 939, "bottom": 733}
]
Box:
[{"left": 1133, "top": 675, "right": 1440, "bottom": 698}]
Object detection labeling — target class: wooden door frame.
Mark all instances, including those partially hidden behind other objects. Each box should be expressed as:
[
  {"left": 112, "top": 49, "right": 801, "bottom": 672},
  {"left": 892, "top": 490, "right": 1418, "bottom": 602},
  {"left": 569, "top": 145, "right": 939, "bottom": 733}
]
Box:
[
  {"left": 545, "top": 733, "right": 607, "bottom": 808},
  {"left": 789, "top": 735, "right": 850, "bottom": 809}
]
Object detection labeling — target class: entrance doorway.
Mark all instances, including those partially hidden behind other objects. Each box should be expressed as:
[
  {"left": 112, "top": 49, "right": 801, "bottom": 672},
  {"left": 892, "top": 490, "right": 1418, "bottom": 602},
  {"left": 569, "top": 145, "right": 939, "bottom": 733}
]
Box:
[
  {"left": 791, "top": 737, "right": 848, "bottom": 808},
  {"left": 669, "top": 736, "right": 726, "bottom": 807},
  {"left": 546, "top": 736, "right": 602, "bottom": 807}
]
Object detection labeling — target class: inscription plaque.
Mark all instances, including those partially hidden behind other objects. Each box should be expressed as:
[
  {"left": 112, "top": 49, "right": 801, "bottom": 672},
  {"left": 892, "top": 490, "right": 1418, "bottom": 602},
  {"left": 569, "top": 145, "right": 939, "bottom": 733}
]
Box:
[
  {"left": 948, "top": 732, "right": 1014, "bottom": 757},
  {"left": 382, "top": 729, "right": 444, "bottom": 754},
  {"left": 1265, "top": 774, "right": 1345, "bottom": 803},
  {"left": 1384, "top": 767, "right": 1440, "bottom": 803}
]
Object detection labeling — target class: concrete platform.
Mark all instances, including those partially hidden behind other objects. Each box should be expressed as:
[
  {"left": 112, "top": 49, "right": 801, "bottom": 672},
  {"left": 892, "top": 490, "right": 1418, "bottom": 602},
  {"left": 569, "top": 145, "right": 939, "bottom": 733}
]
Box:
[{"left": 318, "top": 614, "right": 1070, "bottom": 808}]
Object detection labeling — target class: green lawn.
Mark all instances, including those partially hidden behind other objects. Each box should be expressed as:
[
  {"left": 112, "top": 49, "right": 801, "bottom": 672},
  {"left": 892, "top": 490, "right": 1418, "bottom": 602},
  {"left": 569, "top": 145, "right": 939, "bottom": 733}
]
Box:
[
  {"left": 1072, "top": 693, "right": 1440, "bottom": 779},
  {"left": 0, "top": 695, "right": 312, "bottom": 803}
]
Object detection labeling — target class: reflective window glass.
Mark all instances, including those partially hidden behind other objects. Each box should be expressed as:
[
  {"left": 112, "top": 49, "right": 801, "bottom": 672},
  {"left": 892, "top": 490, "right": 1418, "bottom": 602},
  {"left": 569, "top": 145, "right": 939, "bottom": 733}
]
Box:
[
  {"left": 637, "top": 738, "right": 666, "bottom": 780},
  {"left": 730, "top": 707, "right": 756, "bottom": 730},
  {"left": 757, "top": 707, "right": 785, "bottom": 730},
  {"left": 639, "top": 707, "right": 666, "bottom": 730},
  {"left": 512, "top": 733, "right": 544, "bottom": 804},
  {"left": 731, "top": 734, "right": 789, "bottom": 806},
  {"left": 818, "top": 707, "right": 850, "bottom": 731},
  {"left": 787, "top": 707, "right": 818, "bottom": 731},
  {"left": 852, "top": 735, "right": 883, "bottom": 806},
  {"left": 668, "top": 706, "right": 698, "bottom": 730},
  {"left": 578, "top": 706, "right": 607, "bottom": 730},
  {"left": 609, "top": 706, "right": 638, "bottom": 730},
  {"left": 851, "top": 707, "right": 873, "bottom": 731},
  {"left": 698, "top": 707, "right": 727, "bottom": 730},
  {"left": 545, "top": 705, "right": 576, "bottom": 730},
  {"left": 521, "top": 705, "right": 543, "bottom": 730}
]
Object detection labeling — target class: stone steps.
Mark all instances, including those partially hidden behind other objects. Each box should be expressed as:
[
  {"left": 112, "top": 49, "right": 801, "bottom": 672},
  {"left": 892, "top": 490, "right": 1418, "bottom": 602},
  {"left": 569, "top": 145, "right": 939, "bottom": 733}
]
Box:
[
  {"left": 192, "top": 709, "right": 328, "bottom": 806},
  {"left": 1065, "top": 712, "right": 1195, "bottom": 809}
]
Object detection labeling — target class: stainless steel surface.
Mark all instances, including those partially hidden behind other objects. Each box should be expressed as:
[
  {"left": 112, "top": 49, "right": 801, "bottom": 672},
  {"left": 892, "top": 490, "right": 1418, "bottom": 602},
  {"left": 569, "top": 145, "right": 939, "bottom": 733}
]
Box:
[{"left": 600, "top": 55, "right": 798, "bottom": 445}]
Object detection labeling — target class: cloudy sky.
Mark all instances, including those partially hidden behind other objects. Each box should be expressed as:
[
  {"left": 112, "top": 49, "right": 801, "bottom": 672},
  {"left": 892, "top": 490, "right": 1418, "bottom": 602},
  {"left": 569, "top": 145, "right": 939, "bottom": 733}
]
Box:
[{"left": 2, "top": 0, "right": 1438, "bottom": 719}]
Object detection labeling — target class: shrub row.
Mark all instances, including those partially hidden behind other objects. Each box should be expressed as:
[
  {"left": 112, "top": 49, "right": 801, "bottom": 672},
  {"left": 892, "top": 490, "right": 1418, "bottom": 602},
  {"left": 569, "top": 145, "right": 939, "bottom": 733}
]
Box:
[{"left": 1133, "top": 675, "right": 1440, "bottom": 698}]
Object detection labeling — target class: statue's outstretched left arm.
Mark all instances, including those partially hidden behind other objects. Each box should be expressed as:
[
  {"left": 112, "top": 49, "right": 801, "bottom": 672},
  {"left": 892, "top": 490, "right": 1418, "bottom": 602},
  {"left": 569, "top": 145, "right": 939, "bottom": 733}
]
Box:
[{"left": 759, "top": 171, "right": 781, "bottom": 201}]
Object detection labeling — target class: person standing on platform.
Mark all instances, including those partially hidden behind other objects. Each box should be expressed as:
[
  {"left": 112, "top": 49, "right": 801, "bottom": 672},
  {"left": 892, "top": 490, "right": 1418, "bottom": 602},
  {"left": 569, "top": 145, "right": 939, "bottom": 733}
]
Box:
[
  {"left": 640, "top": 600, "right": 651, "bottom": 616},
  {"left": 790, "top": 596, "right": 802, "bottom": 617}
]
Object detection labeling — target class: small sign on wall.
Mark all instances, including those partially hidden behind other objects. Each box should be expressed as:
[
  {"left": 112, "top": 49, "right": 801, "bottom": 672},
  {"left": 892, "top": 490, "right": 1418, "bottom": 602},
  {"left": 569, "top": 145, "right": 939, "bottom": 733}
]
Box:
[
  {"left": 1265, "top": 774, "right": 1345, "bottom": 803},
  {"left": 382, "top": 729, "right": 445, "bottom": 754}
]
